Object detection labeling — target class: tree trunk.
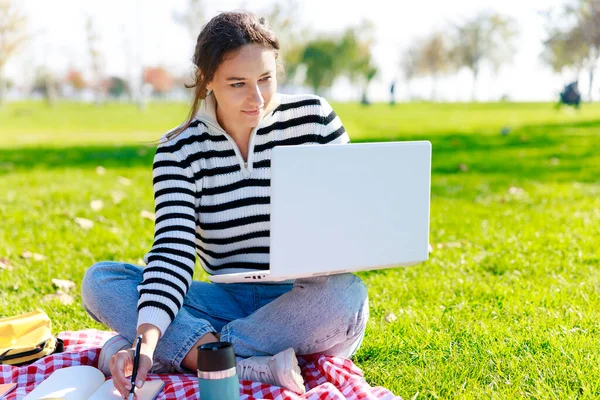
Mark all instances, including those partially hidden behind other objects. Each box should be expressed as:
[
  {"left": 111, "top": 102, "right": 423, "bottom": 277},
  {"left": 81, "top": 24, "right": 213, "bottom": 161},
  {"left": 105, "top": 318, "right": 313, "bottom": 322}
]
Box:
[
  {"left": 312, "top": 85, "right": 320, "bottom": 97},
  {"left": 360, "top": 85, "right": 371, "bottom": 106},
  {"left": 137, "top": 97, "right": 146, "bottom": 111},
  {"left": 136, "top": 80, "right": 147, "bottom": 111},
  {"left": 431, "top": 74, "right": 437, "bottom": 101},
  {"left": 471, "top": 67, "right": 479, "bottom": 102},
  {"left": 0, "top": 77, "right": 5, "bottom": 108},
  {"left": 589, "top": 66, "right": 595, "bottom": 102},
  {"left": 45, "top": 80, "right": 57, "bottom": 107}
]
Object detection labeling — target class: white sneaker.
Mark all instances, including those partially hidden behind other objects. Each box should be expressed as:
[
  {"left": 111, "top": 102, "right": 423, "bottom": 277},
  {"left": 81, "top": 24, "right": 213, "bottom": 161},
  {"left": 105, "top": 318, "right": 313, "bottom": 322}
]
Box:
[
  {"left": 237, "top": 348, "right": 306, "bottom": 394},
  {"left": 98, "top": 334, "right": 177, "bottom": 375},
  {"left": 97, "top": 334, "right": 131, "bottom": 376}
]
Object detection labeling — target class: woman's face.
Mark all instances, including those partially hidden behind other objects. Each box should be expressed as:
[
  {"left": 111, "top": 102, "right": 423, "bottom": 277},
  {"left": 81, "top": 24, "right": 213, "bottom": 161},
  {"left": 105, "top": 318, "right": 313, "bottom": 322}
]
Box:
[{"left": 207, "top": 43, "right": 277, "bottom": 135}]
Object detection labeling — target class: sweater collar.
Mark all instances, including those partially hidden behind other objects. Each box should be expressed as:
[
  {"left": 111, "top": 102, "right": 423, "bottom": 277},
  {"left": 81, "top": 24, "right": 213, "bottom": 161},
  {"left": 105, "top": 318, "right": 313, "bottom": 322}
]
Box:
[{"left": 196, "top": 92, "right": 281, "bottom": 131}]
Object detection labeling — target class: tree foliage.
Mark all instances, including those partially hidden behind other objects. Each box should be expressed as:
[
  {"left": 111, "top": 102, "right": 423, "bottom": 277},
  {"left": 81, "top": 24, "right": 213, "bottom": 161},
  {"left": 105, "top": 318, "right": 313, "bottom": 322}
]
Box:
[
  {"left": 301, "top": 38, "right": 339, "bottom": 94},
  {"left": 144, "top": 67, "right": 173, "bottom": 94},
  {"left": 542, "top": 0, "right": 600, "bottom": 100},
  {"left": 32, "top": 67, "right": 58, "bottom": 106},
  {"left": 300, "top": 21, "right": 377, "bottom": 99},
  {"left": 417, "top": 32, "right": 451, "bottom": 100},
  {"left": 450, "top": 12, "right": 519, "bottom": 100},
  {"left": 85, "top": 16, "right": 104, "bottom": 105},
  {"left": 338, "top": 22, "right": 378, "bottom": 102},
  {"left": 399, "top": 43, "right": 421, "bottom": 99},
  {"left": 106, "top": 76, "right": 128, "bottom": 98},
  {"left": 173, "top": 0, "right": 205, "bottom": 41},
  {"left": 65, "top": 70, "right": 87, "bottom": 91},
  {"left": 262, "top": 0, "right": 307, "bottom": 83},
  {"left": 0, "top": 0, "right": 28, "bottom": 105}
]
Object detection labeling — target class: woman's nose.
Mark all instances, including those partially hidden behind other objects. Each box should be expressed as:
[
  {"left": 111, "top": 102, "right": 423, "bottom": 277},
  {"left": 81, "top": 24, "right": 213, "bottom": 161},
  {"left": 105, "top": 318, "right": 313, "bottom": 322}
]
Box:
[{"left": 248, "top": 84, "right": 264, "bottom": 107}]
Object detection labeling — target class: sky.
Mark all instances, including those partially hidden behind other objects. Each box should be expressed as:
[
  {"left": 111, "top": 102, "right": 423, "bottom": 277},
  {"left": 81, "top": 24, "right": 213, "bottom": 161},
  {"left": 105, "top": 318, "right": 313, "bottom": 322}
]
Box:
[{"left": 6, "top": 0, "right": 595, "bottom": 102}]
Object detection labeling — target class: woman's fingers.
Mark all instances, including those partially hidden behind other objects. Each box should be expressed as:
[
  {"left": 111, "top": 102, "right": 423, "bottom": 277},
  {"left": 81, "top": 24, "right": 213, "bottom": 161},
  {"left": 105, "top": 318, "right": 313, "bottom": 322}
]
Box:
[
  {"left": 110, "top": 349, "right": 134, "bottom": 397},
  {"left": 132, "top": 353, "right": 154, "bottom": 389},
  {"left": 109, "top": 346, "right": 156, "bottom": 398}
]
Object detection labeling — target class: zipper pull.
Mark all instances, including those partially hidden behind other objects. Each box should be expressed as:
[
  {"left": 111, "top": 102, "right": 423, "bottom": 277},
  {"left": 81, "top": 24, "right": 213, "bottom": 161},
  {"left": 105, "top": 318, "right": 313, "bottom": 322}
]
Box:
[{"left": 242, "top": 166, "right": 251, "bottom": 179}]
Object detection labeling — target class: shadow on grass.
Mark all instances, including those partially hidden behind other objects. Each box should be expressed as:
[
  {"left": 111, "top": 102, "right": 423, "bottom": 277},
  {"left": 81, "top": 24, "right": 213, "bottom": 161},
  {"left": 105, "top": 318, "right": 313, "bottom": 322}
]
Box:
[
  {"left": 0, "top": 145, "right": 155, "bottom": 172},
  {"left": 355, "top": 117, "right": 600, "bottom": 153},
  {"left": 359, "top": 121, "right": 600, "bottom": 183},
  {"left": 521, "top": 118, "right": 600, "bottom": 131},
  {"left": 1, "top": 122, "right": 599, "bottom": 183}
]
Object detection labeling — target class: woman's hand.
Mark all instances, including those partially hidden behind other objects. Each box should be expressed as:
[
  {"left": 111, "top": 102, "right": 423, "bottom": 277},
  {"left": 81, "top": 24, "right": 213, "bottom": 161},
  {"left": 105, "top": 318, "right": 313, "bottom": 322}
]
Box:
[{"left": 110, "top": 344, "right": 154, "bottom": 399}]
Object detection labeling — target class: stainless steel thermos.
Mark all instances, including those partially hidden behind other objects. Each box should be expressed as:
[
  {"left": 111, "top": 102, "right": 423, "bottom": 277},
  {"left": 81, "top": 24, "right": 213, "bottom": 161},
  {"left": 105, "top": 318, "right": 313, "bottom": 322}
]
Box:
[{"left": 197, "top": 341, "right": 240, "bottom": 400}]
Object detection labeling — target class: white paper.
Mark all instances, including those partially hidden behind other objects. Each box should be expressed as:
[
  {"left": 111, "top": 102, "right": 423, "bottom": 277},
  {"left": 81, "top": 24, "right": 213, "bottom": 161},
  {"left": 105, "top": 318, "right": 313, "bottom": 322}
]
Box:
[
  {"left": 88, "top": 379, "right": 165, "bottom": 400},
  {"left": 23, "top": 366, "right": 165, "bottom": 400},
  {"left": 23, "top": 366, "right": 105, "bottom": 400}
]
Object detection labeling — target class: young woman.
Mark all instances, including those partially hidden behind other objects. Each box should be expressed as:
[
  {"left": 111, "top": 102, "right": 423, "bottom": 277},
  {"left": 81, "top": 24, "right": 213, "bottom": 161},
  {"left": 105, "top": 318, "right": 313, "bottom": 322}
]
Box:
[{"left": 81, "top": 10, "right": 369, "bottom": 397}]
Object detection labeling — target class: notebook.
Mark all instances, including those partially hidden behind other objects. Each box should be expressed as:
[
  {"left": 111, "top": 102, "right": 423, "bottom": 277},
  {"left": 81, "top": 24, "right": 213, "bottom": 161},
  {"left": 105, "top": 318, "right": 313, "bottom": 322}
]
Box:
[
  {"left": 0, "top": 383, "right": 16, "bottom": 398},
  {"left": 23, "top": 365, "right": 165, "bottom": 400}
]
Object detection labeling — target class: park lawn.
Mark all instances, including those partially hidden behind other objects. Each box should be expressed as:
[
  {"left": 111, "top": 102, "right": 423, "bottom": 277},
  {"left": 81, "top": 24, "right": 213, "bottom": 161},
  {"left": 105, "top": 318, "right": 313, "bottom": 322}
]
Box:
[{"left": 1, "top": 100, "right": 600, "bottom": 398}]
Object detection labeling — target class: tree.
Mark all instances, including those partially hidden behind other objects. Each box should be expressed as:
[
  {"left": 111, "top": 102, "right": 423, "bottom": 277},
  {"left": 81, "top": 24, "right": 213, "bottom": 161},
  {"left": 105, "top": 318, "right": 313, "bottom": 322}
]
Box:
[
  {"left": 399, "top": 43, "right": 421, "bottom": 100},
  {"left": 85, "top": 16, "right": 104, "bottom": 105},
  {"left": 172, "top": 0, "right": 205, "bottom": 104},
  {"left": 144, "top": 67, "right": 173, "bottom": 95},
  {"left": 301, "top": 22, "right": 378, "bottom": 100},
  {"left": 542, "top": 24, "right": 588, "bottom": 76},
  {"left": 338, "top": 21, "right": 378, "bottom": 104},
  {"left": 0, "top": 0, "right": 28, "bottom": 106},
  {"left": 262, "top": 0, "right": 308, "bottom": 83},
  {"left": 301, "top": 39, "right": 339, "bottom": 95},
  {"left": 32, "top": 67, "right": 58, "bottom": 106},
  {"left": 579, "top": 0, "right": 600, "bottom": 100},
  {"left": 417, "top": 32, "right": 451, "bottom": 100},
  {"left": 65, "top": 70, "right": 87, "bottom": 91},
  {"left": 450, "top": 12, "right": 519, "bottom": 101},
  {"left": 542, "top": 0, "right": 600, "bottom": 100},
  {"left": 360, "top": 64, "right": 377, "bottom": 104},
  {"left": 173, "top": 0, "right": 205, "bottom": 41},
  {"left": 120, "top": 23, "right": 134, "bottom": 102},
  {"left": 106, "top": 76, "right": 128, "bottom": 98}
]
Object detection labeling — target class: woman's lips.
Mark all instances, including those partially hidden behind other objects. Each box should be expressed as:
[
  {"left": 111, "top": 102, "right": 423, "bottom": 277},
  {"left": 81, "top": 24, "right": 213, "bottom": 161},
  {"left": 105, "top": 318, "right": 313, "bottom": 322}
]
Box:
[{"left": 242, "top": 108, "right": 261, "bottom": 116}]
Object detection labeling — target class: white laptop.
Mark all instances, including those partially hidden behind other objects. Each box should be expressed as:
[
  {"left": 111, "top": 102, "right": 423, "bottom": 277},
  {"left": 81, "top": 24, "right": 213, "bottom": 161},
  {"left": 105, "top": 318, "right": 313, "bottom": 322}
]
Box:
[{"left": 208, "top": 141, "right": 431, "bottom": 284}]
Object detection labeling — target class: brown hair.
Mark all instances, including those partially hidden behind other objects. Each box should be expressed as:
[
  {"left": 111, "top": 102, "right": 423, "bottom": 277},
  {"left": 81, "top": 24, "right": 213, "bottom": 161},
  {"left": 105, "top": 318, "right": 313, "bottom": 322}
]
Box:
[{"left": 165, "top": 10, "right": 280, "bottom": 142}]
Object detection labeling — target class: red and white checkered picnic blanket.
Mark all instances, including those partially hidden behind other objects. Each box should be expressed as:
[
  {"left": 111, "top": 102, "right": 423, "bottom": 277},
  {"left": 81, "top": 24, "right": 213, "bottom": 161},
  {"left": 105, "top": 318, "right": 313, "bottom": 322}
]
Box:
[{"left": 0, "top": 330, "right": 401, "bottom": 400}]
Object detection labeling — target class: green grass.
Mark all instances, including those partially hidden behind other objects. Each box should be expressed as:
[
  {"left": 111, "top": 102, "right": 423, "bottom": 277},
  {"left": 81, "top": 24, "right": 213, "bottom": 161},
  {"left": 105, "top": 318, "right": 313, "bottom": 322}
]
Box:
[{"left": 1, "top": 100, "right": 600, "bottom": 398}]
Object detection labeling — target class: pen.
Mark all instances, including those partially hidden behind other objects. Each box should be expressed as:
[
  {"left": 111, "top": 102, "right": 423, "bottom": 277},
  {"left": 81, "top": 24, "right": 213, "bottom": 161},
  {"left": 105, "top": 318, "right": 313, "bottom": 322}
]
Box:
[{"left": 128, "top": 335, "right": 143, "bottom": 400}]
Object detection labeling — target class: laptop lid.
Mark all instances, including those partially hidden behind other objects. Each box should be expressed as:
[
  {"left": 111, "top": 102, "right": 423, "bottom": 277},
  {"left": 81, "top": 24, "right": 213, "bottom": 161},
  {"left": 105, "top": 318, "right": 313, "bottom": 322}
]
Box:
[{"left": 269, "top": 141, "right": 431, "bottom": 277}]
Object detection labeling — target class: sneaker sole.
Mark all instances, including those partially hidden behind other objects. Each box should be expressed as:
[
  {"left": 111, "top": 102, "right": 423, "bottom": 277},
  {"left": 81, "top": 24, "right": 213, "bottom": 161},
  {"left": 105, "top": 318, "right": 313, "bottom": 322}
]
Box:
[{"left": 282, "top": 348, "right": 306, "bottom": 394}]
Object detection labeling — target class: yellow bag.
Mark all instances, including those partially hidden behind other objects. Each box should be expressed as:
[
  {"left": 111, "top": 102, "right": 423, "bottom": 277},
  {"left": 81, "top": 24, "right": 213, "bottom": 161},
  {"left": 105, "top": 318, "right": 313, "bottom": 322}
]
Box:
[{"left": 0, "top": 310, "right": 64, "bottom": 365}]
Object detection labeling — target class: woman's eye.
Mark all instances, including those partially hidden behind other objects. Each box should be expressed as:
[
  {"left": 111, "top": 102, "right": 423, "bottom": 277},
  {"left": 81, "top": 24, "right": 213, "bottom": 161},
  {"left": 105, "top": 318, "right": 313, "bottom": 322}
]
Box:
[{"left": 230, "top": 77, "right": 270, "bottom": 88}]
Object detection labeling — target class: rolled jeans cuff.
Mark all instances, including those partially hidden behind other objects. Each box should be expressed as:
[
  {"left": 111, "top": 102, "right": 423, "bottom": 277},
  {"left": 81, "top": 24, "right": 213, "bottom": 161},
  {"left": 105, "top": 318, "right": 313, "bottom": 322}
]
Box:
[
  {"left": 170, "top": 324, "right": 216, "bottom": 372},
  {"left": 219, "top": 324, "right": 233, "bottom": 346}
]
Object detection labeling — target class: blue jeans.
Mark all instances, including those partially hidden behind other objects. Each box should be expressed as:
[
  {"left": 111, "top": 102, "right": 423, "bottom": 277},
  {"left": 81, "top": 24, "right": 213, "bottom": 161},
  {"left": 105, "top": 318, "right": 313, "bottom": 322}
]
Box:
[{"left": 81, "top": 262, "right": 369, "bottom": 372}]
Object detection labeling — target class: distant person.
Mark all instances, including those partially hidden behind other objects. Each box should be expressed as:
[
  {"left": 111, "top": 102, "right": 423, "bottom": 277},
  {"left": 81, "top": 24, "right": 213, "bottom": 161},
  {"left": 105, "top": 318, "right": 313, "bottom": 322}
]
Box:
[
  {"left": 557, "top": 81, "right": 581, "bottom": 109},
  {"left": 81, "top": 10, "right": 368, "bottom": 397},
  {"left": 389, "top": 81, "right": 396, "bottom": 105}
]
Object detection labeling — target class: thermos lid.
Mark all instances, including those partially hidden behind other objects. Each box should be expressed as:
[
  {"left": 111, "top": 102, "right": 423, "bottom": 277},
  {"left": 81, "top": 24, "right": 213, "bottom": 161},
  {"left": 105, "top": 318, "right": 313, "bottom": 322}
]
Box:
[{"left": 197, "top": 341, "right": 236, "bottom": 372}]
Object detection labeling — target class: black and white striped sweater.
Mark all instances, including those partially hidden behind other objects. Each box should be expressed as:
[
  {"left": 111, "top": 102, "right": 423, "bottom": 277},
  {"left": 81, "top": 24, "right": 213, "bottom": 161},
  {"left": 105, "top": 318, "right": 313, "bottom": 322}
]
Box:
[{"left": 137, "top": 92, "right": 350, "bottom": 334}]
